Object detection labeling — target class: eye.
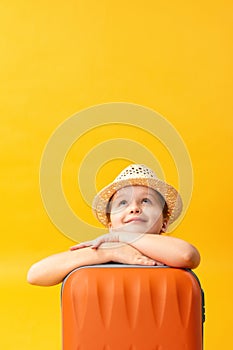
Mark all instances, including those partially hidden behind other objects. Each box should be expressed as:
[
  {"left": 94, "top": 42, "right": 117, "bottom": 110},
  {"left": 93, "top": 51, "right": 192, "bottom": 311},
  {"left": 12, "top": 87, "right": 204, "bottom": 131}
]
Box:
[
  {"left": 142, "top": 198, "right": 152, "bottom": 204},
  {"left": 119, "top": 199, "right": 127, "bottom": 206}
]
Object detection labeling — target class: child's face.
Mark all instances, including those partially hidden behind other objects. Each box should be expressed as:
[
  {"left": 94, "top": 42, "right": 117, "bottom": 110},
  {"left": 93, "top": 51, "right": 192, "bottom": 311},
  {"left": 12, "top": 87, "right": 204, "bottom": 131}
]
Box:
[{"left": 108, "top": 186, "right": 167, "bottom": 234}]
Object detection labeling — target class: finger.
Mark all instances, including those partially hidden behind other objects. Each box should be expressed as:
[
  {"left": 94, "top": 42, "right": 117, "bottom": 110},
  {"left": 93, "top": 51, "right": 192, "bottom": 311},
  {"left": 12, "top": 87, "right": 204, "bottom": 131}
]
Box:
[
  {"left": 70, "top": 244, "right": 82, "bottom": 251},
  {"left": 70, "top": 242, "right": 92, "bottom": 251},
  {"left": 91, "top": 239, "right": 104, "bottom": 249},
  {"left": 144, "top": 260, "right": 156, "bottom": 265},
  {"left": 138, "top": 256, "right": 156, "bottom": 266},
  {"left": 143, "top": 260, "right": 156, "bottom": 266},
  {"left": 70, "top": 245, "right": 84, "bottom": 251}
]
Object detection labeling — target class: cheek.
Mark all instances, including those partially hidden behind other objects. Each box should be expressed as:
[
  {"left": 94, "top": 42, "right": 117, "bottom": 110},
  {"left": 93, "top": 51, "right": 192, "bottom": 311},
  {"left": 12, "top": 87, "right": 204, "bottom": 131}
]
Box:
[
  {"left": 146, "top": 206, "right": 162, "bottom": 218},
  {"left": 109, "top": 214, "right": 118, "bottom": 227},
  {"left": 149, "top": 211, "right": 164, "bottom": 225},
  {"left": 109, "top": 212, "right": 124, "bottom": 228}
]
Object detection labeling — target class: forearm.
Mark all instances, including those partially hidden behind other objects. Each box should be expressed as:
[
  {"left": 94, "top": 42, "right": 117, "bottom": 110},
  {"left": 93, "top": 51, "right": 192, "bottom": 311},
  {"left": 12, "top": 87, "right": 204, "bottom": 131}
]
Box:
[
  {"left": 120, "top": 233, "right": 201, "bottom": 269},
  {"left": 27, "top": 247, "right": 111, "bottom": 287}
]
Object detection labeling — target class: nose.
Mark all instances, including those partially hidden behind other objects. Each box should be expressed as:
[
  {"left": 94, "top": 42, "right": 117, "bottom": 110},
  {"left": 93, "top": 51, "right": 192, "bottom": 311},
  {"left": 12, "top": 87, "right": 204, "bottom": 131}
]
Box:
[{"left": 129, "top": 201, "right": 141, "bottom": 214}]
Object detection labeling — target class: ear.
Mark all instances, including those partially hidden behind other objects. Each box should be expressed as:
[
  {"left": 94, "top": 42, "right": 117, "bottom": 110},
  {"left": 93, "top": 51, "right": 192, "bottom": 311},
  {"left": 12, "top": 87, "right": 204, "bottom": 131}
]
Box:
[{"left": 160, "top": 219, "right": 169, "bottom": 233}]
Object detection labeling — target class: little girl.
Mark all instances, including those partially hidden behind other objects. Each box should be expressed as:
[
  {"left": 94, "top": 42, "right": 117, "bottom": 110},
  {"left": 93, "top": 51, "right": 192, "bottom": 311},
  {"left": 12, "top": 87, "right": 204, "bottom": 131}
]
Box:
[{"left": 27, "top": 164, "right": 200, "bottom": 286}]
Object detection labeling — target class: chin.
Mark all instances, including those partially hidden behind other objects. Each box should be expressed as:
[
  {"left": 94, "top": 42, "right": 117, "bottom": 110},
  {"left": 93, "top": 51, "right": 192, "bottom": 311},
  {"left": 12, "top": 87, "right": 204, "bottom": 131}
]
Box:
[{"left": 122, "top": 223, "right": 148, "bottom": 233}]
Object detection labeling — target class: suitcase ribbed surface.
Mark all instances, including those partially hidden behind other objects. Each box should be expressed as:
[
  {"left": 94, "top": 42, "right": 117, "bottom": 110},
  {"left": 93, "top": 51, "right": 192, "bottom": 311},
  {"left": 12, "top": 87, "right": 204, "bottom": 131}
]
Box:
[{"left": 62, "top": 266, "right": 203, "bottom": 350}]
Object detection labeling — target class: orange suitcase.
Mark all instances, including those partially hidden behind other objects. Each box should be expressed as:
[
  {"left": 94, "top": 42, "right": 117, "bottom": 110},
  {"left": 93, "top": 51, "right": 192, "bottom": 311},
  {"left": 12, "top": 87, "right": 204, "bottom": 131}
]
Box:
[{"left": 61, "top": 265, "right": 205, "bottom": 350}]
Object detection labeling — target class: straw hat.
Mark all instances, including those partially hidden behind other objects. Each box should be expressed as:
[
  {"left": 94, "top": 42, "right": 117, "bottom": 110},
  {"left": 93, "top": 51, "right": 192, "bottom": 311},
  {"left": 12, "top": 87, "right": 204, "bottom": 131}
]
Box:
[{"left": 92, "top": 164, "right": 183, "bottom": 227}]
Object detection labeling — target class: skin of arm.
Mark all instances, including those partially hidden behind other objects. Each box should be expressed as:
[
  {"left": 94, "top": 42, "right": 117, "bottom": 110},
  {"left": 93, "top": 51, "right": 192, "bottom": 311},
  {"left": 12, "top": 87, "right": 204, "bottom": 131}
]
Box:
[
  {"left": 27, "top": 247, "right": 109, "bottom": 287},
  {"left": 120, "top": 233, "right": 201, "bottom": 269},
  {"left": 71, "top": 232, "right": 201, "bottom": 269},
  {"left": 27, "top": 243, "right": 156, "bottom": 287}
]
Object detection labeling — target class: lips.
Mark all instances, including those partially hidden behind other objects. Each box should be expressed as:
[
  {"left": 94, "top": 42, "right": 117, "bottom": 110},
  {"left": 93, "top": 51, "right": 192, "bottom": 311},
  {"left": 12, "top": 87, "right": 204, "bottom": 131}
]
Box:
[{"left": 125, "top": 217, "right": 146, "bottom": 223}]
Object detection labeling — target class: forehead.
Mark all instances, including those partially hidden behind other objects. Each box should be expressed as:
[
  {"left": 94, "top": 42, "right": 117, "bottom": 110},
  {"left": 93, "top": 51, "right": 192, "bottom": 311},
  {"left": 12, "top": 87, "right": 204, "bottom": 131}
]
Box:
[{"left": 112, "top": 185, "right": 159, "bottom": 199}]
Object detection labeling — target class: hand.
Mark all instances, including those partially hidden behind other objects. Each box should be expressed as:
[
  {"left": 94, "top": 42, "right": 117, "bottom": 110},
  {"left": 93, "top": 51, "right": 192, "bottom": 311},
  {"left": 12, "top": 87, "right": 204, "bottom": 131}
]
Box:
[
  {"left": 70, "top": 230, "right": 144, "bottom": 251},
  {"left": 110, "top": 243, "right": 157, "bottom": 266},
  {"left": 70, "top": 232, "right": 121, "bottom": 251}
]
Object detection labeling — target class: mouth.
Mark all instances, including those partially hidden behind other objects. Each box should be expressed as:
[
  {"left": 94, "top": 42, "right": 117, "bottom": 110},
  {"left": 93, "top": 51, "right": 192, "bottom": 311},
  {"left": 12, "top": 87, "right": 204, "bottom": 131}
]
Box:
[{"left": 125, "top": 217, "right": 146, "bottom": 224}]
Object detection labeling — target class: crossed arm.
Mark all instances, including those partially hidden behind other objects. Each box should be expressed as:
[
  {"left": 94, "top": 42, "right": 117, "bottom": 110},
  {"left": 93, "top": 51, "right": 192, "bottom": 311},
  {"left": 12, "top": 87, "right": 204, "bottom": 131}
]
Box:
[{"left": 27, "top": 233, "right": 200, "bottom": 287}]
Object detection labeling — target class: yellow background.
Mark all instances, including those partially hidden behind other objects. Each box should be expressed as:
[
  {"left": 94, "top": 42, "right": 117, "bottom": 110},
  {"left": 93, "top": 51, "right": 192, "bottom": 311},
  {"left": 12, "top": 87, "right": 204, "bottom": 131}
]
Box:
[{"left": 1, "top": 0, "right": 232, "bottom": 349}]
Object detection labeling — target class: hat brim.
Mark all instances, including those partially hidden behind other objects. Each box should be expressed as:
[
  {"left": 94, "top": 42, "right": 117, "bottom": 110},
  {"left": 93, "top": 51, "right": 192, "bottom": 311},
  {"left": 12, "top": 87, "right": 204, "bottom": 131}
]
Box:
[{"left": 92, "top": 177, "right": 183, "bottom": 227}]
